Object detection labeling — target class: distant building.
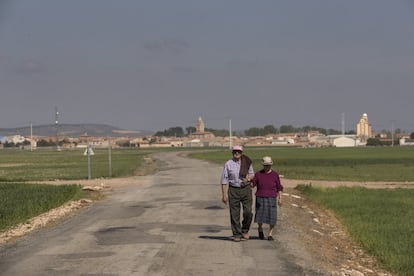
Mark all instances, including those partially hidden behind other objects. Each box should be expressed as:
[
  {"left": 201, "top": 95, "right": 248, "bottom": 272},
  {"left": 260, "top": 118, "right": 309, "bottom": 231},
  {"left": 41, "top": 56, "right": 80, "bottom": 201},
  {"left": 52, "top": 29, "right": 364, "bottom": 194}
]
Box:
[
  {"left": 5, "top": 135, "right": 26, "bottom": 144},
  {"left": 189, "top": 116, "right": 215, "bottom": 140},
  {"left": 196, "top": 116, "right": 205, "bottom": 133},
  {"left": 356, "top": 113, "right": 372, "bottom": 143},
  {"left": 400, "top": 138, "right": 414, "bottom": 146},
  {"left": 331, "top": 136, "right": 357, "bottom": 147}
]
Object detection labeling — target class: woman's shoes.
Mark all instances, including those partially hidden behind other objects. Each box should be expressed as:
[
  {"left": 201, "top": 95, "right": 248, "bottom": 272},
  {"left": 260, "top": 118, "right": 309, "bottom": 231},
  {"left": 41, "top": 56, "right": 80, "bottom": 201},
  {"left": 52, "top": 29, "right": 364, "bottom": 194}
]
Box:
[{"left": 258, "top": 230, "right": 273, "bottom": 240}]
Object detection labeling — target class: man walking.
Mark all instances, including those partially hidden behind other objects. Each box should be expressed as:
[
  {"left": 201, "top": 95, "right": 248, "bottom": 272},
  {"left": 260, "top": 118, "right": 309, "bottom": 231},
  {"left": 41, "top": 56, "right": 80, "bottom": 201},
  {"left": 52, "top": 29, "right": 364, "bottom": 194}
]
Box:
[{"left": 220, "top": 145, "right": 254, "bottom": 242}]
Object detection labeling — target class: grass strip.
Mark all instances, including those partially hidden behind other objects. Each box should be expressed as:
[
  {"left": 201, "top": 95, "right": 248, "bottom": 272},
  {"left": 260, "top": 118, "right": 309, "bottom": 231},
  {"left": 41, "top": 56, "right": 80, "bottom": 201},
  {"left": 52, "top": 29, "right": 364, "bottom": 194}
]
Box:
[
  {"left": 0, "top": 183, "right": 83, "bottom": 231},
  {"left": 296, "top": 185, "right": 414, "bottom": 276}
]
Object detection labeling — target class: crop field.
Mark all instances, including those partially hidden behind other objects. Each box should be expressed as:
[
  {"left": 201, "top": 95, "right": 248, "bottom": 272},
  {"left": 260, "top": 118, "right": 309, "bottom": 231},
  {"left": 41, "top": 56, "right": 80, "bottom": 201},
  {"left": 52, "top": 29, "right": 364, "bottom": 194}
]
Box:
[
  {"left": 0, "top": 148, "right": 158, "bottom": 181},
  {"left": 0, "top": 183, "right": 83, "bottom": 231},
  {"left": 190, "top": 146, "right": 414, "bottom": 182},
  {"left": 297, "top": 185, "right": 414, "bottom": 276}
]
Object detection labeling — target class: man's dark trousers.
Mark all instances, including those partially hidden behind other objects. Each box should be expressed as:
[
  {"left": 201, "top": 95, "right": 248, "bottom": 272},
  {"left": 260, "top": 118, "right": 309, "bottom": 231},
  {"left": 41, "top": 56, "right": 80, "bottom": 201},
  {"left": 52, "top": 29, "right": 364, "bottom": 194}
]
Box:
[{"left": 228, "top": 185, "right": 253, "bottom": 238}]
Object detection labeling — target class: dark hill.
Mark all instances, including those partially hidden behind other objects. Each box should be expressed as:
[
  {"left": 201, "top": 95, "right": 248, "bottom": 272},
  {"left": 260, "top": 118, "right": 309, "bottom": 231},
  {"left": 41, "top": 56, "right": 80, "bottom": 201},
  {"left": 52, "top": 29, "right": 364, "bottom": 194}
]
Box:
[{"left": 0, "top": 124, "right": 153, "bottom": 137}]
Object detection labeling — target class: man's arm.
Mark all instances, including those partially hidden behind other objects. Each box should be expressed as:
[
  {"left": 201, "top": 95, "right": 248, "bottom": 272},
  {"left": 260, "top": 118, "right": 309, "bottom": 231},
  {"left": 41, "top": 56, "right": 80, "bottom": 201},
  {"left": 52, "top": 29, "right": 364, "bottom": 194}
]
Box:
[
  {"left": 221, "top": 184, "right": 228, "bottom": 204},
  {"left": 246, "top": 164, "right": 255, "bottom": 182}
]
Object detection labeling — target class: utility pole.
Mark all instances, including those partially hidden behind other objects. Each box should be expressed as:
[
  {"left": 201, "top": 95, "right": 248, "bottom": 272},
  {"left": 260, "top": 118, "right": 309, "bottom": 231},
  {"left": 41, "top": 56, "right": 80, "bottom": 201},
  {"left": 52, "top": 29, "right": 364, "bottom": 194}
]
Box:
[
  {"left": 229, "top": 118, "right": 232, "bottom": 149},
  {"left": 55, "top": 106, "right": 60, "bottom": 151},
  {"left": 30, "top": 122, "right": 33, "bottom": 151},
  {"left": 87, "top": 144, "right": 92, "bottom": 180},
  {"left": 108, "top": 137, "right": 112, "bottom": 177}
]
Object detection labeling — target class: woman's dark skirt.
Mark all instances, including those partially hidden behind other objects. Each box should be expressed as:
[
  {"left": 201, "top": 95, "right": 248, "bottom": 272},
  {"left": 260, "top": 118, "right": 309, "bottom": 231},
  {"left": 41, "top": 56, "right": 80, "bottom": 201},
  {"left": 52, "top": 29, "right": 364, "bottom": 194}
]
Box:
[{"left": 254, "top": 196, "right": 277, "bottom": 225}]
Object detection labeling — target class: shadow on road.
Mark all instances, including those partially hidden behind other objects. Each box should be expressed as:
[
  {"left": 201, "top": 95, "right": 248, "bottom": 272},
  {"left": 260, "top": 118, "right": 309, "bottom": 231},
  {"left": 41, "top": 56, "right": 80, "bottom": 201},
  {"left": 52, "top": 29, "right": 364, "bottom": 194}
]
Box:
[{"left": 199, "top": 235, "right": 262, "bottom": 241}]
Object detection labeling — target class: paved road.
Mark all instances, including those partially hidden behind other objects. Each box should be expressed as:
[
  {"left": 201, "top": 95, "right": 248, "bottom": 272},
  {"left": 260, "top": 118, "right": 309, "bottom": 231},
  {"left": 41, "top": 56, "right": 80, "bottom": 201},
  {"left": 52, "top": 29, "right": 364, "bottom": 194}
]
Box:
[{"left": 0, "top": 152, "right": 324, "bottom": 275}]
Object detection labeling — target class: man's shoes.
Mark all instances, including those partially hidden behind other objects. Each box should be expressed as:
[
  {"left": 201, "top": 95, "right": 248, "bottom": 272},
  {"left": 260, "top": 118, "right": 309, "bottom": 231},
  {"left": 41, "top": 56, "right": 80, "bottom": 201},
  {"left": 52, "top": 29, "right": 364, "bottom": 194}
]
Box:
[
  {"left": 232, "top": 236, "right": 241, "bottom": 242},
  {"left": 258, "top": 231, "right": 264, "bottom": 240},
  {"left": 267, "top": 236, "right": 274, "bottom": 241},
  {"left": 241, "top": 233, "right": 249, "bottom": 240}
]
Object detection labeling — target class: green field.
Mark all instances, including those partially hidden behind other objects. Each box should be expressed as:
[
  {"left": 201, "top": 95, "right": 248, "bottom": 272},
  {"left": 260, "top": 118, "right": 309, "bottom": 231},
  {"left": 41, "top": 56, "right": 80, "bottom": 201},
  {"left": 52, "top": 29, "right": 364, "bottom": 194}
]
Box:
[
  {"left": 0, "top": 183, "right": 84, "bottom": 230},
  {"left": 1, "top": 146, "right": 414, "bottom": 275},
  {"left": 0, "top": 148, "right": 157, "bottom": 181},
  {"left": 296, "top": 185, "right": 414, "bottom": 276},
  {"left": 189, "top": 146, "right": 414, "bottom": 182}
]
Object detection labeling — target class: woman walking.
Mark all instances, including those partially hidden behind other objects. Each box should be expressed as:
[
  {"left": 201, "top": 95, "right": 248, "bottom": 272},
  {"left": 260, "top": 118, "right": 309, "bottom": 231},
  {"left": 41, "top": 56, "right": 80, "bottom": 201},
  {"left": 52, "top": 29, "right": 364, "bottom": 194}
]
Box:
[{"left": 251, "top": 156, "right": 283, "bottom": 241}]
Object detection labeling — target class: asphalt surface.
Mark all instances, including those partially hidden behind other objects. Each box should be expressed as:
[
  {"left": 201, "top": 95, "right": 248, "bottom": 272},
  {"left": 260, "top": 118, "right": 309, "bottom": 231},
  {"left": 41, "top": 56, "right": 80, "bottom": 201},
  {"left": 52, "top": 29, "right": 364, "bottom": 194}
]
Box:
[{"left": 0, "top": 152, "right": 325, "bottom": 275}]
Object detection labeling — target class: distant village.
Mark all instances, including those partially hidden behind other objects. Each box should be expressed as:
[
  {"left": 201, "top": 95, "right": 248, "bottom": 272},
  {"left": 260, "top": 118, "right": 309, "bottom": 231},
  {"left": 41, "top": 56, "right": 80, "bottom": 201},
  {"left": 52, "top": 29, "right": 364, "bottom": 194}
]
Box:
[{"left": 1, "top": 113, "right": 414, "bottom": 150}]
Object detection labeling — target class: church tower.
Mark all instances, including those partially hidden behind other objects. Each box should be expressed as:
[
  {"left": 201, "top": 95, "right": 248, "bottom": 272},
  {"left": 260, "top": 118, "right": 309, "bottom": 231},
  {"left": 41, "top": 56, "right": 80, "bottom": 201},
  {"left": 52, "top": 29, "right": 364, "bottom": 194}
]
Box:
[
  {"left": 190, "top": 116, "right": 215, "bottom": 140},
  {"left": 196, "top": 116, "right": 205, "bottom": 133}
]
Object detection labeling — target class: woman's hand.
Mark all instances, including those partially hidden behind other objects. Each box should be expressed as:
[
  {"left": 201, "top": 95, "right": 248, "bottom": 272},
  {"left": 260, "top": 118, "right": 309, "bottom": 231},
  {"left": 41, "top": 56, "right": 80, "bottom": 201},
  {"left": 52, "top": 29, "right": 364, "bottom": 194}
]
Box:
[{"left": 278, "top": 198, "right": 282, "bottom": 207}]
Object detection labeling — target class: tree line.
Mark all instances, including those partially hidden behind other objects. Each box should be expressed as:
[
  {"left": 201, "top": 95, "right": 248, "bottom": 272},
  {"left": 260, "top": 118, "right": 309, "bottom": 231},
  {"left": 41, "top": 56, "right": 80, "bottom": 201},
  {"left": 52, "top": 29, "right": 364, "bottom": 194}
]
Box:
[{"left": 153, "top": 124, "right": 357, "bottom": 137}]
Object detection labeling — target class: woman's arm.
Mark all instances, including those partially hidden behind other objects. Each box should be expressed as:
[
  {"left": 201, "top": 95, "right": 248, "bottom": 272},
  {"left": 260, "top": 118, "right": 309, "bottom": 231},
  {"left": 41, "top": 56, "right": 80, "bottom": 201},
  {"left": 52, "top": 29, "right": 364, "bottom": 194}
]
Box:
[{"left": 277, "top": 191, "right": 282, "bottom": 206}]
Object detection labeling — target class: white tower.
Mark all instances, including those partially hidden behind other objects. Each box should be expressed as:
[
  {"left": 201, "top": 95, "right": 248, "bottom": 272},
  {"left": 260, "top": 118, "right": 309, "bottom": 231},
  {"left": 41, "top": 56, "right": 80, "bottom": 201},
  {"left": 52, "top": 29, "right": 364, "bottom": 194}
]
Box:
[
  {"left": 196, "top": 116, "right": 205, "bottom": 133},
  {"left": 356, "top": 113, "right": 372, "bottom": 143}
]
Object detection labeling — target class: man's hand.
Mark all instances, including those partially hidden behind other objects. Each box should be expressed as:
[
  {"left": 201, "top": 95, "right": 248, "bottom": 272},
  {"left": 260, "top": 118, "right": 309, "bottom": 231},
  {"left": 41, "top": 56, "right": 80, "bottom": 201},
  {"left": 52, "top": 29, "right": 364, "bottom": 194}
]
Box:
[
  {"left": 221, "top": 184, "right": 228, "bottom": 204},
  {"left": 222, "top": 194, "right": 228, "bottom": 205},
  {"left": 242, "top": 177, "right": 249, "bottom": 184}
]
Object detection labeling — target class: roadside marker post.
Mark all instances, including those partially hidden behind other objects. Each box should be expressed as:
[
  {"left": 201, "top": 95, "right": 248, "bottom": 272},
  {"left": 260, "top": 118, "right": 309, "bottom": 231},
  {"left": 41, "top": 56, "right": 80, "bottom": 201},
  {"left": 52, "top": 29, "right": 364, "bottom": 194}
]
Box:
[{"left": 83, "top": 145, "right": 94, "bottom": 180}]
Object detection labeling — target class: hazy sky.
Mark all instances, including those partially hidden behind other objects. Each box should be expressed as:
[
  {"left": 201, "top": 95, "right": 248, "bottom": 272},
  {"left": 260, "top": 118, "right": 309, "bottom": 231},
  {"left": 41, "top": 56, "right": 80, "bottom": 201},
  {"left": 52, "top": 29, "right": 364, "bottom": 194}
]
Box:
[{"left": 1, "top": 0, "right": 414, "bottom": 132}]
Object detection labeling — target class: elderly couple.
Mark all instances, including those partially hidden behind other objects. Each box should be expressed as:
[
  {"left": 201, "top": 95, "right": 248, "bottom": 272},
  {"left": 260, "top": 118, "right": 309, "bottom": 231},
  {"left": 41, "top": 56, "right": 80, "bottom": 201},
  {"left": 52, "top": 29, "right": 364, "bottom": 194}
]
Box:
[{"left": 220, "top": 145, "right": 283, "bottom": 242}]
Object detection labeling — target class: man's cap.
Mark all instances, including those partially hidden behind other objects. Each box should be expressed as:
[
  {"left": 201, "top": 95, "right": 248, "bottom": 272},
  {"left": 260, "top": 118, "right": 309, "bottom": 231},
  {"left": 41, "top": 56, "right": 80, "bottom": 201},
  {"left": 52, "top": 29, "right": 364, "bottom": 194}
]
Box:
[{"left": 232, "top": 145, "right": 243, "bottom": 151}]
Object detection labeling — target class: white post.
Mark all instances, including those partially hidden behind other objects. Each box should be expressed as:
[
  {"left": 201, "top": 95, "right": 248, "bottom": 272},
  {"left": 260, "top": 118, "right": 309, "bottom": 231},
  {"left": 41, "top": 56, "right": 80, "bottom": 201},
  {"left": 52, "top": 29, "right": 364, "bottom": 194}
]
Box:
[
  {"left": 87, "top": 144, "right": 92, "bottom": 180},
  {"left": 30, "top": 123, "right": 33, "bottom": 151},
  {"left": 229, "top": 118, "right": 232, "bottom": 149},
  {"left": 108, "top": 137, "right": 112, "bottom": 177}
]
